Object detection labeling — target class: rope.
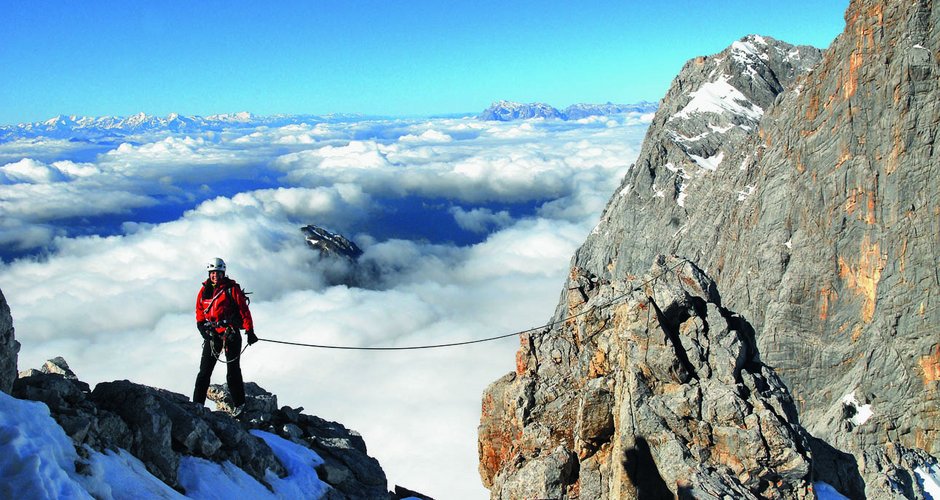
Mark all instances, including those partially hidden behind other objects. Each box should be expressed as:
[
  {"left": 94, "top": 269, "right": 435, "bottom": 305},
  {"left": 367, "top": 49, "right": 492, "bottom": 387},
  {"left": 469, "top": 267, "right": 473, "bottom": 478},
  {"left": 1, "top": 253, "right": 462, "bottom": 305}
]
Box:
[
  {"left": 258, "top": 330, "right": 532, "bottom": 351},
  {"left": 257, "top": 259, "right": 688, "bottom": 352},
  {"left": 206, "top": 324, "right": 249, "bottom": 363}
]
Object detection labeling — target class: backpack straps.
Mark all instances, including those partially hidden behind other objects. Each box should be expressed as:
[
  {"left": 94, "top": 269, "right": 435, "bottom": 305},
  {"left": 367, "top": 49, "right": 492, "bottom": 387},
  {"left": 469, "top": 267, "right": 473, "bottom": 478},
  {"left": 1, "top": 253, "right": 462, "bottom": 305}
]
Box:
[{"left": 223, "top": 284, "right": 252, "bottom": 327}]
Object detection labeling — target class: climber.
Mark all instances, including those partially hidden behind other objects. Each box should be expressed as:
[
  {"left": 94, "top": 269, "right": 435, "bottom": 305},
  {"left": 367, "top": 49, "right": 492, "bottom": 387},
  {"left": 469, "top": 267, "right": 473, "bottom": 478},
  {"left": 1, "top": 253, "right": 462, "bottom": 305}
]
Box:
[{"left": 192, "top": 257, "right": 258, "bottom": 417}]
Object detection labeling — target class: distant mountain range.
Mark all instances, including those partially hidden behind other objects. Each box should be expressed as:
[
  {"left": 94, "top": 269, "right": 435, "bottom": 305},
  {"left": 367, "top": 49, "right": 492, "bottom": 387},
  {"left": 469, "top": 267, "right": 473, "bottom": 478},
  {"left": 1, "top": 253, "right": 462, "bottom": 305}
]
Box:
[
  {"left": 0, "top": 101, "right": 659, "bottom": 143},
  {"left": 478, "top": 100, "right": 658, "bottom": 121},
  {"left": 0, "top": 111, "right": 371, "bottom": 142}
]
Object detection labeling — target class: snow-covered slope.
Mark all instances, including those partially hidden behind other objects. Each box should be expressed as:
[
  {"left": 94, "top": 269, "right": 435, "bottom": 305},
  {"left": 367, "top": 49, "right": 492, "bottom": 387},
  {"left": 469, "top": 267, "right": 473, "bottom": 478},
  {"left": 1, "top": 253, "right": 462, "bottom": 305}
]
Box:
[{"left": 0, "top": 390, "right": 331, "bottom": 499}]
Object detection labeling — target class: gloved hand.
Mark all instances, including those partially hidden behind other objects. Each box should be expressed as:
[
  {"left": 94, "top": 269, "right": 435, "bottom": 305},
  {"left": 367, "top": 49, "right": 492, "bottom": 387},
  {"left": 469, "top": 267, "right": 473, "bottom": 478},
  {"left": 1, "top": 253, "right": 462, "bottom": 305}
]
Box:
[
  {"left": 246, "top": 329, "right": 258, "bottom": 346},
  {"left": 197, "top": 321, "right": 211, "bottom": 341}
]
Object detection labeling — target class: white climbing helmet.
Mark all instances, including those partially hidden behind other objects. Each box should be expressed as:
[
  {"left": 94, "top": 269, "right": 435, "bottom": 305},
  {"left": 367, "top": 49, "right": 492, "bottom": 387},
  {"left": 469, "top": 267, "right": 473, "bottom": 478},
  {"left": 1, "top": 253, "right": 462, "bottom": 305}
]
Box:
[{"left": 207, "top": 257, "right": 226, "bottom": 274}]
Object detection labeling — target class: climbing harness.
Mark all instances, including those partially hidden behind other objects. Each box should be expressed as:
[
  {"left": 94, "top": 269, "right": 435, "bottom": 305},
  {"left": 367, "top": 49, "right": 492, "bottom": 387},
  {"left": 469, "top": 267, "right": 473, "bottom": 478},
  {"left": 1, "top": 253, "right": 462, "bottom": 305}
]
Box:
[
  {"left": 200, "top": 279, "right": 252, "bottom": 364},
  {"left": 203, "top": 320, "right": 249, "bottom": 364}
]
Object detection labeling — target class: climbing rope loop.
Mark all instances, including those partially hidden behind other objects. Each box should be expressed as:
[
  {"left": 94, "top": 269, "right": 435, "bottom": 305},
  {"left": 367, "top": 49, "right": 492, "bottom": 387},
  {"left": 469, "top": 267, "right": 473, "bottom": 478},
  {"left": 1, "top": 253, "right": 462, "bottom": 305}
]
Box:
[{"left": 204, "top": 322, "right": 249, "bottom": 363}]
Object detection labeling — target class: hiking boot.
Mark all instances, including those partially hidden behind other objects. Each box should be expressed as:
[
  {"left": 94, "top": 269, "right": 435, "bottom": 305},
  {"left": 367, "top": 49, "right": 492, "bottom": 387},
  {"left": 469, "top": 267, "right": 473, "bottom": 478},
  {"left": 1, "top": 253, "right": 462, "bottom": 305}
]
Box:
[{"left": 230, "top": 405, "right": 244, "bottom": 417}]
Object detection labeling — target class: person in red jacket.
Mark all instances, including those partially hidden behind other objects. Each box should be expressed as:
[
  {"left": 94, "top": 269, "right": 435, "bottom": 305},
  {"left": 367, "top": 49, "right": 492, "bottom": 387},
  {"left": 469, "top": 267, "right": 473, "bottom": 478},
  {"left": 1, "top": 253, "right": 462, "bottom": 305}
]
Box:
[{"left": 193, "top": 257, "right": 258, "bottom": 416}]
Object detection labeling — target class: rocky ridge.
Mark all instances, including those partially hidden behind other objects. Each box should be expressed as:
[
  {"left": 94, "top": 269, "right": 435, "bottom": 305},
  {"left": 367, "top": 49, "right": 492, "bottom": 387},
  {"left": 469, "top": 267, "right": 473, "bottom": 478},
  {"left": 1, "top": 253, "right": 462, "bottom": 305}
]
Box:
[
  {"left": 480, "top": 256, "right": 815, "bottom": 498},
  {"left": 0, "top": 288, "right": 415, "bottom": 499},
  {"left": 481, "top": 0, "right": 939, "bottom": 497}
]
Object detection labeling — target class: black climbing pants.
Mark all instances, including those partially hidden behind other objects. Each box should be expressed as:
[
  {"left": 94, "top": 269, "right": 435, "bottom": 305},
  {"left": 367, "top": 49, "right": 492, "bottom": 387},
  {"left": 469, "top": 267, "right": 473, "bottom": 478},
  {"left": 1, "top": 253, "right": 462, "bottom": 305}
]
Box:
[{"left": 192, "top": 329, "right": 245, "bottom": 407}]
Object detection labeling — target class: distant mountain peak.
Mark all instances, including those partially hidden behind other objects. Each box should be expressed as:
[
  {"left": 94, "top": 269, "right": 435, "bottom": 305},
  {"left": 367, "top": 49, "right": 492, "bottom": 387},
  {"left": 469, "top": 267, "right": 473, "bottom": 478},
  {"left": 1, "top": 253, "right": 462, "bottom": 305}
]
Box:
[
  {"left": 478, "top": 101, "right": 564, "bottom": 121},
  {"left": 301, "top": 224, "right": 363, "bottom": 261},
  {"left": 207, "top": 111, "right": 254, "bottom": 122}
]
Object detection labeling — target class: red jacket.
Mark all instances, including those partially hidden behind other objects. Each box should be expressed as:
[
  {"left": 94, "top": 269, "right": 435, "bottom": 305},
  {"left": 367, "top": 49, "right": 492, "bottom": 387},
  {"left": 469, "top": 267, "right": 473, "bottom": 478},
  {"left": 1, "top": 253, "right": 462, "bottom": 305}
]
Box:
[{"left": 196, "top": 277, "right": 253, "bottom": 333}]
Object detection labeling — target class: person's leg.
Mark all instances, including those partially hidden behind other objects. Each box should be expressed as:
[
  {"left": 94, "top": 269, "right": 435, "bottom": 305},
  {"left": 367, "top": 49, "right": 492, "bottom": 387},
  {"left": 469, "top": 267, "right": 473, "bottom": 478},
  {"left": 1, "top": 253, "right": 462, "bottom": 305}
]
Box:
[
  {"left": 225, "top": 330, "right": 246, "bottom": 407},
  {"left": 192, "top": 338, "right": 219, "bottom": 405}
]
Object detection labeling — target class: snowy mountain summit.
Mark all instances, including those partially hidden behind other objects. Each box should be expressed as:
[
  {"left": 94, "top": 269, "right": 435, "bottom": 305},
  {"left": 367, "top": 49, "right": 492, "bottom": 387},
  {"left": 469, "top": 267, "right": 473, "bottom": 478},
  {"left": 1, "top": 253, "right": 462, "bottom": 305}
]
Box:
[{"left": 0, "top": 288, "right": 425, "bottom": 499}]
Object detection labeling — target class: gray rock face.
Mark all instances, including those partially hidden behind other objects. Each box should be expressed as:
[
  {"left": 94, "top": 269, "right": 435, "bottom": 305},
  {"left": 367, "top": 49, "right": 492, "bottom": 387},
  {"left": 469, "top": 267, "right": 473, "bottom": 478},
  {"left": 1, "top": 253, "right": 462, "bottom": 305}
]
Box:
[
  {"left": 535, "top": 0, "right": 939, "bottom": 497},
  {"left": 0, "top": 287, "right": 19, "bottom": 394},
  {"left": 91, "top": 380, "right": 287, "bottom": 488},
  {"left": 41, "top": 356, "right": 77, "bottom": 379},
  {"left": 481, "top": 2, "right": 940, "bottom": 495},
  {"left": 301, "top": 225, "right": 371, "bottom": 288},
  {"left": 574, "top": 34, "right": 822, "bottom": 287},
  {"left": 302, "top": 224, "right": 364, "bottom": 261},
  {"left": 479, "top": 257, "right": 814, "bottom": 499},
  {"left": 13, "top": 362, "right": 393, "bottom": 498}
]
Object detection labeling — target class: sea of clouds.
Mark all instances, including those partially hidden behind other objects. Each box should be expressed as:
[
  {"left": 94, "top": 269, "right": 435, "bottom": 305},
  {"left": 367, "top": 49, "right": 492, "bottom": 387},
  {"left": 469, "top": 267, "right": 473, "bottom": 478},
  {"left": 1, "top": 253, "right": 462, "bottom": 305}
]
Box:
[{"left": 0, "top": 111, "right": 651, "bottom": 498}]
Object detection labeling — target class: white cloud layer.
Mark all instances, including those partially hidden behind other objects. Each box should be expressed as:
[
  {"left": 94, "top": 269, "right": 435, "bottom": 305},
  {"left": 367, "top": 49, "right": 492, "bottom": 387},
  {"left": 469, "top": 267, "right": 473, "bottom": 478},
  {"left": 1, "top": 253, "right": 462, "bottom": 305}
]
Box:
[
  {"left": 450, "top": 206, "right": 513, "bottom": 233},
  {"left": 0, "top": 114, "right": 648, "bottom": 497}
]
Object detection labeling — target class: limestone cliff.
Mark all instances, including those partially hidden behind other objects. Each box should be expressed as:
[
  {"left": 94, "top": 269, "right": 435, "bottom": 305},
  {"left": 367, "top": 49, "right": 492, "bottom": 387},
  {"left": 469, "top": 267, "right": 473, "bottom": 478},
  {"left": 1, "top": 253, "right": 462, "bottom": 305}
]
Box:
[
  {"left": 480, "top": 257, "right": 816, "bottom": 498},
  {"left": 480, "top": 0, "right": 939, "bottom": 497}
]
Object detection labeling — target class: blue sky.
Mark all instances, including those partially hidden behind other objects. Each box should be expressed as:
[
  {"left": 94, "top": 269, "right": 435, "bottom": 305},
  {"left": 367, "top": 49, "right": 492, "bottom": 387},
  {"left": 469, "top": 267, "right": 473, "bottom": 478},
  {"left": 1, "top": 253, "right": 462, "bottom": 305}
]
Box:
[{"left": 1, "top": 0, "right": 848, "bottom": 125}]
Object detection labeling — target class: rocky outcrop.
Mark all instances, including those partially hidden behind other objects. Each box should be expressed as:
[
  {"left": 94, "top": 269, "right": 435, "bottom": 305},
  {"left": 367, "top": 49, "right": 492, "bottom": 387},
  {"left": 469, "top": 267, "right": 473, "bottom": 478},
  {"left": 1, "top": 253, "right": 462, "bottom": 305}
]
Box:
[
  {"left": 301, "top": 224, "right": 370, "bottom": 288},
  {"left": 13, "top": 361, "right": 395, "bottom": 498},
  {"left": 0, "top": 288, "right": 19, "bottom": 394},
  {"left": 724, "top": 5, "right": 940, "bottom": 479},
  {"left": 480, "top": 256, "right": 814, "bottom": 499},
  {"left": 552, "top": 0, "right": 939, "bottom": 496},
  {"left": 302, "top": 225, "right": 363, "bottom": 262}
]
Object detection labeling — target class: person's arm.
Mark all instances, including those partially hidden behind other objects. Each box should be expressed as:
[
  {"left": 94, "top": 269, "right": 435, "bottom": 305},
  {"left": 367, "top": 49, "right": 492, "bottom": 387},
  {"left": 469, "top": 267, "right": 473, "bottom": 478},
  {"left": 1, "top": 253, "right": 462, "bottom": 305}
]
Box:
[
  {"left": 195, "top": 286, "right": 210, "bottom": 339},
  {"left": 196, "top": 286, "right": 207, "bottom": 322},
  {"left": 232, "top": 286, "right": 257, "bottom": 345}
]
